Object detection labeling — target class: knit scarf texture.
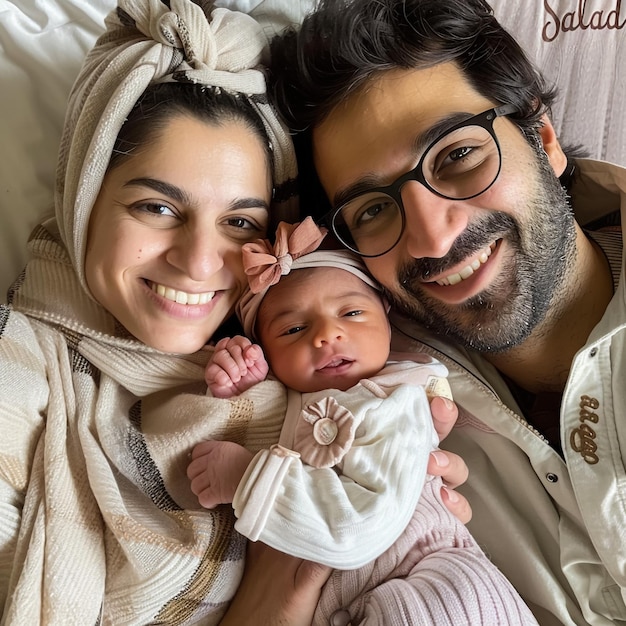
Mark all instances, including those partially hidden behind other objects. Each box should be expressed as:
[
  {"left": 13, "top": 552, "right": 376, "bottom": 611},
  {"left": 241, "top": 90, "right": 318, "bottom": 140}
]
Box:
[
  {"left": 3, "top": 223, "right": 286, "bottom": 625},
  {"left": 1, "top": 0, "right": 295, "bottom": 623}
]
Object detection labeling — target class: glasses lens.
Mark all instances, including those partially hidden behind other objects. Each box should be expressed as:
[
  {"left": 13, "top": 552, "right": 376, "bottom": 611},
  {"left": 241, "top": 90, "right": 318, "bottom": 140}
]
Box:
[
  {"left": 423, "top": 124, "right": 501, "bottom": 199},
  {"left": 332, "top": 192, "right": 403, "bottom": 257}
]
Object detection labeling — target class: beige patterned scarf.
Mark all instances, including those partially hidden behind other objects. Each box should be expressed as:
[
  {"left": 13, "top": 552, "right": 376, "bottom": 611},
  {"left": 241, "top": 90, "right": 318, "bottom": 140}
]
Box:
[{"left": 2, "top": 1, "right": 295, "bottom": 623}]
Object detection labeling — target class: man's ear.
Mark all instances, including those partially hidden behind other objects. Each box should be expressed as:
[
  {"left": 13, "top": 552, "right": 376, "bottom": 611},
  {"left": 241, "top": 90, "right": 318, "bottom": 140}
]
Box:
[{"left": 538, "top": 114, "right": 568, "bottom": 177}]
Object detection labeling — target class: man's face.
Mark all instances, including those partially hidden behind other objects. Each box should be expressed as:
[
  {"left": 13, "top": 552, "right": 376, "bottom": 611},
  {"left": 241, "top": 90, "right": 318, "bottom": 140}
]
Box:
[{"left": 313, "top": 62, "right": 576, "bottom": 353}]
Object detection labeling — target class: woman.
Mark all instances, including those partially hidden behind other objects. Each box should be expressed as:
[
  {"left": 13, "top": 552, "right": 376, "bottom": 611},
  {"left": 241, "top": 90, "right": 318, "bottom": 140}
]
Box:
[{"left": 0, "top": 1, "right": 464, "bottom": 624}]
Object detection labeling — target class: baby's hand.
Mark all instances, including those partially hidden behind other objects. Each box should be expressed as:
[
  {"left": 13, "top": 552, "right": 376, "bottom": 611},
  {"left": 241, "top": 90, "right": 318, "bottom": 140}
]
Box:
[
  {"left": 187, "top": 440, "right": 254, "bottom": 509},
  {"left": 206, "top": 336, "right": 269, "bottom": 398}
]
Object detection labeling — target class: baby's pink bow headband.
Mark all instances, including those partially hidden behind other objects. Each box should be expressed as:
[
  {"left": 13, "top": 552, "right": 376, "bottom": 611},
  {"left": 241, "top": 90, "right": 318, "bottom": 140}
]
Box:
[
  {"left": 243, "top": 217, "right": 328, "bottom": 294},
  {"left": 236, "top": 217, "right": 380, "bottom": 339}
]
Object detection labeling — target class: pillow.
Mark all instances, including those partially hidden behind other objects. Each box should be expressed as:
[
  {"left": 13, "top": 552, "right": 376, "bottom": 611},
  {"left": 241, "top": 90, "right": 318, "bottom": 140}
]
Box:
[{"left": 0, "top": 0, "right": 115, "bottom": 302}]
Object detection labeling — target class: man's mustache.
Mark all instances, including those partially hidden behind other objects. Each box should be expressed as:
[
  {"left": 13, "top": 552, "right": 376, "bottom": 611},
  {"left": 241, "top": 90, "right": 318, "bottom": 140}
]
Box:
[{"left": 399, "top": 212, "right": 517, "bottom": 283}]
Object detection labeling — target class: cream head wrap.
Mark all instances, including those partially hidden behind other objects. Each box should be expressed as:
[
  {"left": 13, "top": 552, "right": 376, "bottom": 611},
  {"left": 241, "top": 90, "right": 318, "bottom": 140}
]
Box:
[
  {"left": 56, "top": 0, "right": 298, "bottom": 294},
  {"left": 236, "top": 217, "right": 381, "bottom": 339}
]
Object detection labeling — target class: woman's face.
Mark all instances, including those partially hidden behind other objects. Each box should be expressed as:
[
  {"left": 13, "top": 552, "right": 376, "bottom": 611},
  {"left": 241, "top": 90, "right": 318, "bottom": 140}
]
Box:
[{"left": 85, "top": 115, "right": 272, "bottom": 354}]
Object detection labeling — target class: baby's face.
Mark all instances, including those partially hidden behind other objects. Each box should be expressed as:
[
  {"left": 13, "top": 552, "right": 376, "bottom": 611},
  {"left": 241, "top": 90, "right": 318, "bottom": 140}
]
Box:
[{"left": 256, "top": 267, "right": 391, "bottom": 392}]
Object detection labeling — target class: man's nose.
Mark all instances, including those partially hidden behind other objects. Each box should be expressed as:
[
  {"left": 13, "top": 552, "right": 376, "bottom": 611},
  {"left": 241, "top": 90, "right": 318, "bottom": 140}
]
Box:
[{"left": 399, "top": 181, "right": 468, "bottom": 259}]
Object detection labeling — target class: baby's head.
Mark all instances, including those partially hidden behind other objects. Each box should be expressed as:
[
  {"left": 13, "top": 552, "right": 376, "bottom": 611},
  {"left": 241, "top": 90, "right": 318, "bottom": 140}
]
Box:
[{"left": 237, "top": 219, "right": 391, "bottom": 393}]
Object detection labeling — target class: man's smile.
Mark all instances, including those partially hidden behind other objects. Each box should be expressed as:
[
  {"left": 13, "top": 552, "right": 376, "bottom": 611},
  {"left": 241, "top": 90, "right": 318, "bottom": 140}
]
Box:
[{"left": 433, "top": 242, "right": 496, "bottom": 286}]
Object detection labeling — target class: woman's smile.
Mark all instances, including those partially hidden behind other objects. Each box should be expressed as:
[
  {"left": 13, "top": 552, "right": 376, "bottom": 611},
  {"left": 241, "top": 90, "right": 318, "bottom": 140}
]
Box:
[{"left": 148, "top": 280, "right": 216, "bottom": 305}]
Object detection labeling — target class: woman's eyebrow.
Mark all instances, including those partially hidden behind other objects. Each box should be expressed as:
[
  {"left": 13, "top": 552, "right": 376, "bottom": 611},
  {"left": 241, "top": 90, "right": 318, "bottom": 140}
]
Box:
[
  {"left": 124, "top": 178, "right": 269, "bottom": 211},
  {"left": 125, "top": 177, "right": 190, "bottom": 204},
  {"left": 230, "top": 197, "right": 270, "bottom": 211}
]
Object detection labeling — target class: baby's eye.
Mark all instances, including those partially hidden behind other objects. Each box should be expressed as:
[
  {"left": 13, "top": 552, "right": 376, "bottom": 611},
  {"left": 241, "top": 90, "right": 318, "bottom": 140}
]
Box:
[{"left": 285, "top": 325, "right": 305, "bottom": 335}]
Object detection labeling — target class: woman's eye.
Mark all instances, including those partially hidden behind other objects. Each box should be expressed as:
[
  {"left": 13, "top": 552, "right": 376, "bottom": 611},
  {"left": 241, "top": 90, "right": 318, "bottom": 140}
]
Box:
[
  {"left": 224, "top": 215, "right": 268, "bottom": 238},
  {"left": 133, "top": 201, "right": 177, "bottom": 217},
  {"left": 227, "top": 217, "right": 253, "bottom": 229},
  {"left": 345, "top": 309, "right": 362, "bottom": 317}
]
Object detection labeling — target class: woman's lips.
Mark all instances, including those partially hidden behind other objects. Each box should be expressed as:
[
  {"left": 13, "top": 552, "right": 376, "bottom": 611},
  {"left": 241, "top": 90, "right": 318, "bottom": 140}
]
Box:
[{"left": 148, "top": 280, "right": 216, "bottom": 305}]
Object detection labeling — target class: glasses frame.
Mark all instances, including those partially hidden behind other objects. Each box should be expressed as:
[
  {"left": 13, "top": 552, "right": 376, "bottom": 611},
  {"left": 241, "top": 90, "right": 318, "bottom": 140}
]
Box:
[{"left": 325, "top": 103, "right": 518, "bottom": 258}]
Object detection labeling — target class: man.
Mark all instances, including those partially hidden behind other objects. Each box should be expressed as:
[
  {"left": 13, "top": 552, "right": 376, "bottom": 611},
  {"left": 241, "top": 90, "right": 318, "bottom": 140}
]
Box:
[{"left": 268, "top": 0, "right": 625, "bottom": 624}]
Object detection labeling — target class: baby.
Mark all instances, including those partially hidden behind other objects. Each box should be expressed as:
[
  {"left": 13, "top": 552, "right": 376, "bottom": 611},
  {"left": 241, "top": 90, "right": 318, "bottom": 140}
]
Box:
[{"left": 188, "top": 218, "right": 538, "bottom": 625}]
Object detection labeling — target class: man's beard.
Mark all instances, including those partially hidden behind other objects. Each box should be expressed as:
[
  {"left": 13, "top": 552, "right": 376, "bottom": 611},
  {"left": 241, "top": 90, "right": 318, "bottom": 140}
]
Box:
[{"left": 386, "top": 149, "right": 577, "bottom": 353}]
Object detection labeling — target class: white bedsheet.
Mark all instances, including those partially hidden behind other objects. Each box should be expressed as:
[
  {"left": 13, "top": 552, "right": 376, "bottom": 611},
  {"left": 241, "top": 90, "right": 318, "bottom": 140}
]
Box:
[{"left": 0, "top": 0, "right": 623, "bottom": 301}]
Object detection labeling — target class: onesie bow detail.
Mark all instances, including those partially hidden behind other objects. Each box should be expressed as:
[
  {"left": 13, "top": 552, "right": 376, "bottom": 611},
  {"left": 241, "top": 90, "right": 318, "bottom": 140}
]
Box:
[
  {"left": 293, "top": 396, "right": 357, "bottom": 468},
  {"left": 242, "top": 217, "right": 327, "bottom": 294}
]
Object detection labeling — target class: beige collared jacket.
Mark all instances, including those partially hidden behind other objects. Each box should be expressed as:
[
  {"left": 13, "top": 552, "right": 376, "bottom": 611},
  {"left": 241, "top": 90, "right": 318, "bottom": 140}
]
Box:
[{"left": 390, "top": 158, "right": 626, "bottom": 626}]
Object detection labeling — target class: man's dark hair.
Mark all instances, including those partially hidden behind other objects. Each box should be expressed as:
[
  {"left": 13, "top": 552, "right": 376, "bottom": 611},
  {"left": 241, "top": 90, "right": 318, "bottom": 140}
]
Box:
[{"left": 269, "top": 0, "right": 561, "bottom": 216}]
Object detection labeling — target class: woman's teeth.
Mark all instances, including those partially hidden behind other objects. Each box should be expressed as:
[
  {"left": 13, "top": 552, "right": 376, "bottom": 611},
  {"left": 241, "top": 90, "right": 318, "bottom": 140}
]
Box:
[
  {"left": 151, "top": 282, "right": 215, "bottom": 305},
  {"left": 435, "top": 244, "right": 494, "bottom": 286}
]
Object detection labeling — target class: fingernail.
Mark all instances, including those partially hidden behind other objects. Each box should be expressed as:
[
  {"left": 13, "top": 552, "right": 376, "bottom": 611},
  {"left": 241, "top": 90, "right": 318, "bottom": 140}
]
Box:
[
  {"left": 431, "top": 450, "right": 450, "bottom": 467},
  {"left": 441, "top": 397, "right": 454, "bottom": 410},
  {"left": 444, "top": 486, "right": 460, "bottom": 503}
]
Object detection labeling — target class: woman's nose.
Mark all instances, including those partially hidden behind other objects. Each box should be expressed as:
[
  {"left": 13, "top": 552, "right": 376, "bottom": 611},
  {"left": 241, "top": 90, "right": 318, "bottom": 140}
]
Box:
[
  {"left": 400, "top": 182, "right": 469, "bottom": 259},
  {"left": 166, "top": 226, "right": 224, "bottom": 282}
]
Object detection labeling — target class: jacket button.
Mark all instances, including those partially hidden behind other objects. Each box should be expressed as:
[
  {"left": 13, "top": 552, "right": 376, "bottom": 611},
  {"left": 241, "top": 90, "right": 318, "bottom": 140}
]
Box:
[{"left": 546, "top": 473, "right": 559, "bottom": 483}]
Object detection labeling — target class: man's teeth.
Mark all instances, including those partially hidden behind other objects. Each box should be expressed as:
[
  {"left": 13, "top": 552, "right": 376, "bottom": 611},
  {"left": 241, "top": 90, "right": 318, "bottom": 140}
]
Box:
[
  {"left": 436, "top": 245, "right": 493, "bottom": 286},
  {"left": 151, "top": 282, "right": 215, "bottom": 305}
]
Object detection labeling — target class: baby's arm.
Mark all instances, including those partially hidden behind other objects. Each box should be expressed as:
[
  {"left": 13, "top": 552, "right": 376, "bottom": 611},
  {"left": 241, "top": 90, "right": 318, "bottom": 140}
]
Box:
[
  {"left": 188, "top": 440, "right": 254, "bottom": 509},
  {"left": 206, "top": 336, "right": 269, "bottom": 398}
]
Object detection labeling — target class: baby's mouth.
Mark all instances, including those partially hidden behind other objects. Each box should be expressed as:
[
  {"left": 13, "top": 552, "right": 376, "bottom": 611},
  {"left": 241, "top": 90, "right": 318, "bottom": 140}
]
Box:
[{"left": 318, "top": 357, "right": 353, "bottom": 371}]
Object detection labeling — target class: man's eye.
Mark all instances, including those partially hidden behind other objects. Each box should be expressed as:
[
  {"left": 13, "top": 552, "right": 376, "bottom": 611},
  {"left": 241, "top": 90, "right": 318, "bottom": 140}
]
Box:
[
  {"left": 357, "top": 203, "right": 382, "bottom": 224},
  {"left": 352, "top": 199, "right": 396, "bottom": 230},
  {"left": 447, "top": 146, "right": 473, "bottom": 162}
]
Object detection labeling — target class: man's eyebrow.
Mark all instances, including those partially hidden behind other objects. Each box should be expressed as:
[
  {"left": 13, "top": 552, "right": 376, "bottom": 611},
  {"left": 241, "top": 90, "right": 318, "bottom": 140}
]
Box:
[
  {"left": 124, "top": 177, "right": 269, "bottom": 211},
  {"left": 332, "top": 111, "right": 474, "bottom": 207}
]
